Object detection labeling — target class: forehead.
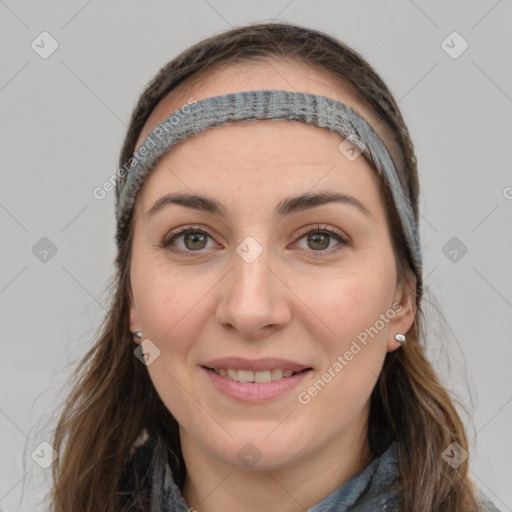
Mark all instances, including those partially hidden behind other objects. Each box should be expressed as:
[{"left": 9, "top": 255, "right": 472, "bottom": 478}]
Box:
[{"left": 136, "top": 117, "right": 384, "bottom": 224}]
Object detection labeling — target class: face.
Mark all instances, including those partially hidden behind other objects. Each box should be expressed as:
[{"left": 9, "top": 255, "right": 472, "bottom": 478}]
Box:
[{"left": 129, "top": 58, "right": 415, "bottom": 472}]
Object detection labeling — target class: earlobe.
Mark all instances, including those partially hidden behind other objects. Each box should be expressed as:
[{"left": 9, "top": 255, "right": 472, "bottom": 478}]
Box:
[{"left": 387, "top": 275, "right": 417, "bottom": 353}]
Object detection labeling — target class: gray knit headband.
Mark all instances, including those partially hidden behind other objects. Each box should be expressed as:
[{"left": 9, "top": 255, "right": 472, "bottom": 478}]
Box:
[{"left": 115, "top": 89, "right": 422, "bottom": 291}]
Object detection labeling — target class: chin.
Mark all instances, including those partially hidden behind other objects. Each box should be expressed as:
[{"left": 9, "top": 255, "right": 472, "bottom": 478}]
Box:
[{"left": 206, "top": 432, "right": 306, "bottom": 471}]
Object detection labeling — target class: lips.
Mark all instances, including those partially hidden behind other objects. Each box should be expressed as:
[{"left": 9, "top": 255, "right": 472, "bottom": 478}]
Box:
[{"left": 200, "top": 357, "right": 313, "bottom": 401}]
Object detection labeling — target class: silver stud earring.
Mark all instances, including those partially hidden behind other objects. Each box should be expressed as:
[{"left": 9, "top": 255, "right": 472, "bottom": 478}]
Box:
[
  {"left": 132, "top": 331, "right": 142, "bottom": 340},
  {"left": 395, "top": 334, "right": 406, "bottom": 344}
]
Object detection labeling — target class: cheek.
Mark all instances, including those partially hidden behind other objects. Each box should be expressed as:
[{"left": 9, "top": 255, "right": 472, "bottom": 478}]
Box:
[
  {"left": 132, "top": 255, "right": 203, "bottom": 332},
  {"left": 298, "top": 276, "right": 392, "bottom": 422},
  {"left": 305, "top": 268, "right": 394, "bottom": 404},
  {"left": 304, "top": 264, "right": 395, "bottom": 344},
  {"left": 132, "top": 266, "right": 211, "bottom": 424}
]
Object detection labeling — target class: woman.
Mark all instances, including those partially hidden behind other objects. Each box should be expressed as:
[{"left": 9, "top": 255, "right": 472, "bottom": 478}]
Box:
[{"left": 50, "top": 22, "right": 501, "bottom": 511}]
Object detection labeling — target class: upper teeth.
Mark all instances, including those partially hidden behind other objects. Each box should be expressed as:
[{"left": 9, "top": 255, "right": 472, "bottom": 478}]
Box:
[{"left": 214, "top": 368, "right": 296, "bottom": 383}]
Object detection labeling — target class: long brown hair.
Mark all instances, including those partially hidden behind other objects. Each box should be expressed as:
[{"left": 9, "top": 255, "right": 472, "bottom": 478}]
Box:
[{"left": 50, "top": 22, "right": 481, "bottom": 511}]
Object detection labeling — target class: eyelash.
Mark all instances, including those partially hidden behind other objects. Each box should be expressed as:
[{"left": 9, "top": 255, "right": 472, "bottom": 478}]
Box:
[{"left": 159, "top": 224, "right": 349, "bottom": 258}]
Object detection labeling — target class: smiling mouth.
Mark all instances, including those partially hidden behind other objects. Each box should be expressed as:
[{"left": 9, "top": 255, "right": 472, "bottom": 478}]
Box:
[{"left": 203, "top": 367, "right": 311, "bottom": 383}]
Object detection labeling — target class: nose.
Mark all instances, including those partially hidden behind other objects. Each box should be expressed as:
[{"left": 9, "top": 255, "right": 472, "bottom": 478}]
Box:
[{"left": 215, "top": 244, "right": 292, "bottom": 340}]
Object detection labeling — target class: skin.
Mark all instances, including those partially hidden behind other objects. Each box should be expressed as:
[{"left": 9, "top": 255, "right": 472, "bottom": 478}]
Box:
[{"left": 129, "top": 57, "right": 416, "bottom": 512}]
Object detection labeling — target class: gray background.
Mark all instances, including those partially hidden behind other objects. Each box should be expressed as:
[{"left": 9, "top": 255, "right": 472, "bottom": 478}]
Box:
[{"left": 1, "top": 1, "right": 511, "bottom": 510}]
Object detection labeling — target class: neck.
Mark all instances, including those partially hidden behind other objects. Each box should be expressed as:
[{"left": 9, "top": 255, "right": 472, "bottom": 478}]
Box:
[{"left": 181, "top": 417, "right": 372, "bottom": 512}]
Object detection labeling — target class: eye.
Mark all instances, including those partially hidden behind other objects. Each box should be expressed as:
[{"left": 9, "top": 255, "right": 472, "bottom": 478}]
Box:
[
  {"left": 294, "top": 224, "right": 348, "bottom": 254},
  {"left": 160, "top": 225, "right": 218, "bottom": 256}
]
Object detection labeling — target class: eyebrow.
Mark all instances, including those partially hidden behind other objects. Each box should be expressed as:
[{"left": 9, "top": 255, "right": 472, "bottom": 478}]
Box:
[{"left": 147, "top": 191, "right": 372, "bottom": 219}]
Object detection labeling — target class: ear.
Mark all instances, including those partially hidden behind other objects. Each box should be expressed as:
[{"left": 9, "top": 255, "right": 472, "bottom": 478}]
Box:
[{"left": 386, "top": 272, "right": 417, "bottom": 353}]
